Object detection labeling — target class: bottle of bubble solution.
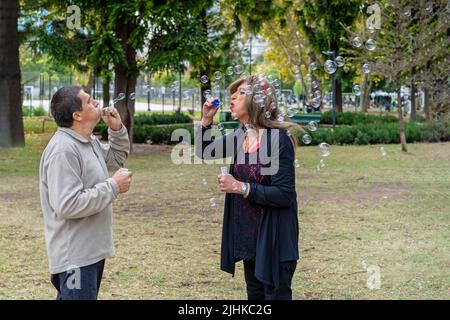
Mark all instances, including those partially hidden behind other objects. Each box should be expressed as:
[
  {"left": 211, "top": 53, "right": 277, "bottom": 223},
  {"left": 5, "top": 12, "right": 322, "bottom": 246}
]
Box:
[{"left": 119, "top": 168, "right": 129, "bottom": 174}]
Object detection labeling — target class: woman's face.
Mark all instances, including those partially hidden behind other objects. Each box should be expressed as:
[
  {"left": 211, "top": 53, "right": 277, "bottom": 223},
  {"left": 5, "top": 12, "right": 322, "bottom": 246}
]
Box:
[{"left": 230, "top": 83, "right": 249, "bottom": 124}]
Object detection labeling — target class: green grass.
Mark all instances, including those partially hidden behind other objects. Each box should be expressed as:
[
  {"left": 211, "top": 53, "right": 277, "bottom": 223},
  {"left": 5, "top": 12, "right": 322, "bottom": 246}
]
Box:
[{"left": 0, "top": 132, "right": 449, "bottom": 299}]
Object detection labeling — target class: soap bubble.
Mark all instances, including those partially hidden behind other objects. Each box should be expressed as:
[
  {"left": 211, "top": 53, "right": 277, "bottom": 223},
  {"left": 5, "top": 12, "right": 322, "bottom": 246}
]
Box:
[
  {"left": 217, "top": 123, "right": 224, "bottom": 131},
  {"left": 253, "top": 94, "right": 265, "bottom": 104},
  {"left": 265, "top": 111, "right": 271, "bottom": 119},
  {"left": 277, "top": 115, "right": 284, "bottom": 122},
  {"left": 319, "top": 142, "right": 330, "bottom": 157},
  {"left": 200, "top": 75, "right": 209, "bottom": 84},
  {"left": 319, "top": 159, "right": 325, "bottom": 168},
  {"left": 335, "top": 56, "right": 345, "bottom": 67},
  {"left": 210, "top": 198, "right": 216, "bottom": 207},
  {"left": 352, "top": 36, "right": 363, "bottom": 48},
  {"left": 294, "top": 159, "right": 300, "bottom": 168},
  {"left": 308, "top": 121, "right": 318, "bottom": 132},
  {"left": 129, "top": 92, "right": 136, "bottom": 100},
  {"left": 302, "top": 134, "right": 312, "bottom": 144},
  {"left": 202, "top": 178, "right": 207, "bottom": 185},
  {"left": 365, "top": 39, "right": 377, "bottom": 51},
  {"left": 226, "top": 66, "right": 234, "bottom": 76},
  {"left": 214, "top": 71, "right": 223, "bottom": 80},
  {"left": 380, "top": 147, "right": 386, "bottom": 157},
  {"left": 324, "top": 60, "right": 337, "bottom": 74},
  {"left": 362, "top": 62, "right": 371, "bottom": 74},
  {"left": 310, "top": 62, "right": 318, "bottom": 71},
  {"left": 306, "top": 73, "right": 312, "bottom": 81},
  {"left": 117, "top": 93, "right": 125, "bottom": 100},
  {"left": 311, "top": 80, "right": 319, "bottom": 89},
  {"left": 352, "top": 84, "right": 361, "bottom": 96},
  {"left": 234, "top": 65, "right": 244, "bottom": 75},
  {"left": 203, "top": 89, "right": 212, "bottom": 99},
  {"left": 287, "top": 107, "right": 296, "bottom": 117},
  {"left": 312, "top": 97, "right": 321, "bottom": 108},
  {"left": 313, "top": 90, "right": 322, "bottom": 100},
  {"left": 271, "top": 79, "right": 281, "bottom": 88}
]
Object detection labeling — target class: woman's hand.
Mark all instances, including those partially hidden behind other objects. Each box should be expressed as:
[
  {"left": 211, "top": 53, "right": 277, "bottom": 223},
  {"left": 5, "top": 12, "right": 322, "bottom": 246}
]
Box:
[
  {"left": 201, "top": 98, "right": 219, "bottom": 126},
  {"left": 218, "top": 173, "right": 243, "bottom": 194}
]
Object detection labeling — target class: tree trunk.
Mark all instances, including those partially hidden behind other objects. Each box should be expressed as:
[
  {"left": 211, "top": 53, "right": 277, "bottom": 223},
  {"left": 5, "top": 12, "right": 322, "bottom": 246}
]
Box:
[
  {"left": 410, "top": 68, "right": 416, "bottom": 121},
  {"left": 0, "top": 0, "right": 24, "bottom": 148},
  {"left": 114, "top": 21, "right": 138, "bottom": 147},
  {"left": 361, "top": 73, "right": 370, "bottom": 113},
  {"left": 423, "top": 87, "right": 430, "bottom": 120},
  {"left": 102, "top": 77, "right": 110, "bottom": 108},
  {"left": 397, "top": 81, "right": 407, "bottom": 152},
  {"left": 84, "top": 70, "right": 94, "bottom": 95}
]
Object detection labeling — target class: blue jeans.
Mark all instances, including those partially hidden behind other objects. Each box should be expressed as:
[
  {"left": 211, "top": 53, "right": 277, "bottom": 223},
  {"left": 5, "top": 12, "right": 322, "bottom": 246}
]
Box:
[{"left": 51, "top": 259, "right": 105, "bottom": 300}]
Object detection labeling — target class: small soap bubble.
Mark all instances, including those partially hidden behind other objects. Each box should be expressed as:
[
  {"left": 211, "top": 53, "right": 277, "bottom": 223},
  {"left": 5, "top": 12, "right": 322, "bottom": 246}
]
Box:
[
  {"left": 302, "top": 134, "right": 312, "bottom": 145},
  {"left": 352, "top": 36, "right": 363, "bottom": 48},
  {"left": 362, "top": 62, "right": 371, "bottom": 74},
  {"left": 352, "top": 84, "right": 361, "bottom": 96},
  {"left": 335, "top": 56, "right": 345, "bottom": 67},
  {"left": 214, "top": 71, "right": 223, "bottom": 80},
  {"left": 308, "top": 121, "right": 318, "bottom": 132},
  {"left": 365, "top": 39, "right": 377, "bottom": 51},
  {"left": 200, "top": 75, "right": 209, "bottom": 84},
  {"left": 324, "top": 60, "right": 337, "bottom": 74},
  {"left": 319, "top": 142, "right": 330, "bottom": 157}
]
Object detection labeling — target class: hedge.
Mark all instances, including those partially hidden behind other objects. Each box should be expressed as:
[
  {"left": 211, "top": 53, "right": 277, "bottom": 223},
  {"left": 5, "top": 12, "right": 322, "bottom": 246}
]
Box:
[
  {"left": 297, "top": 121, "right": 450, "bottom": 146},
  {"left": 320, "top": 111, "right": 398, "bottom": 125}
]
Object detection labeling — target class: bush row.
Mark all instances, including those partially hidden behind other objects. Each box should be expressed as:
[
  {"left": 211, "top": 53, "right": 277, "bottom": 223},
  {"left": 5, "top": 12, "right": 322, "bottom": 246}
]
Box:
[
  {"left": 320, "top": 111, "right": 398, "bottom": 125},
  {"left": 95, "top": 122, "right": 194, "bottom": 144},
  {"left": 22, "top": 106, "right": 48, "bottom": 117},
  {"left": 133, "top": 112, "right": 193, "bottom": 126},
  {"left": 297, "top": 121, "right": 450, "bottom": 145}
]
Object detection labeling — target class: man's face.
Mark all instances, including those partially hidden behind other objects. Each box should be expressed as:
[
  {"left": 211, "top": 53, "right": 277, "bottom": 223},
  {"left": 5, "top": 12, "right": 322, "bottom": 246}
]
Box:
[{"left": 76, "top": 90, "right": 101, "bottom": 126}]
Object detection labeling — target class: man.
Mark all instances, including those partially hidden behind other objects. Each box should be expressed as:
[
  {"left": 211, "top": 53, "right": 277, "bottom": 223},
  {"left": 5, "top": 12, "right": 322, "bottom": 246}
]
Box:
[{"left": 39, "top": 86, "right": 132, "bottom": 300}]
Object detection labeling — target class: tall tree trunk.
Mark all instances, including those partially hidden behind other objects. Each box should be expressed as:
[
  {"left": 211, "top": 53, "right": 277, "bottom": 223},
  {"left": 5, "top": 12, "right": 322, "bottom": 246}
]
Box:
[
  {"left": 397, "top": 81, "right": 407, "bottom": 152},
  {"left": 84, "top": 70, "right": 94, "bottom": 95},
  {"left": 361, "top": 73, "right": 370, "bottom": 112},
  {"left": 0, "top": 0, "right": 24, "bottom": 147},
  {"left": 410, "top": 68, "right": 416, "bottom": 121},
  {"left": 114, "top": 21, "right": 138, "bottom": 147},
  {"left": 102, "top": 77, "right": 110, "bottom": 108},
  {"left": 423, "top": 87, "right": 430, "bottom": 120}
]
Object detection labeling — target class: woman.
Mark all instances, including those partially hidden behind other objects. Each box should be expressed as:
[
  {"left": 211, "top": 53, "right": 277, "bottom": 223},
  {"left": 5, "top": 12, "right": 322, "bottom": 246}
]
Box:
[{"left": 196, "top": 75, "right": 300, "bottom": 300}]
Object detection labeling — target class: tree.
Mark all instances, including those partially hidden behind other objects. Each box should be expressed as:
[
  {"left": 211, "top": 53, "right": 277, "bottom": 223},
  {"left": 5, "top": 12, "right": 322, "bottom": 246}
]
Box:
[
  {"left": 295, "top": 0, "right": 362, "bottom": 112},
  {"left": 0, "top": 0, "right": 25, "bottom": 147}
]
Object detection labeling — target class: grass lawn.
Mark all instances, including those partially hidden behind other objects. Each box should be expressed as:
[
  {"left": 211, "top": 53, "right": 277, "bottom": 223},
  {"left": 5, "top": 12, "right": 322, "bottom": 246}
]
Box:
[{"left": 0, "top": 130, "right": 448, "bottom": 299}]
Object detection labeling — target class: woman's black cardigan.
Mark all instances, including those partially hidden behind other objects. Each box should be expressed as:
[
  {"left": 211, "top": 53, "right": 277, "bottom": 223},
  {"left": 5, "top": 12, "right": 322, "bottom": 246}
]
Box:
[{"left": 195, "top": 124, "right": 299, "bottom": 288}]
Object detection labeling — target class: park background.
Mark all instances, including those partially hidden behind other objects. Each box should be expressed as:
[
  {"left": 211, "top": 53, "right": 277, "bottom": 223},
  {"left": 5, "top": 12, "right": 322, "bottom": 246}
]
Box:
[{"left": 0, "top": 0, "right": 449, "bottom": 299}]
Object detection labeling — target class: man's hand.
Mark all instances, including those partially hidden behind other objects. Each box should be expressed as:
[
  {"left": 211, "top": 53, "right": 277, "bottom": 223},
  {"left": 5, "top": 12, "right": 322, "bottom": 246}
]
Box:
[
  {"left": 102, "top": 107, "right": 123, "bottom": 131},
  {"left": 112, "top": 169, "right": 133, "bottom": 194}
]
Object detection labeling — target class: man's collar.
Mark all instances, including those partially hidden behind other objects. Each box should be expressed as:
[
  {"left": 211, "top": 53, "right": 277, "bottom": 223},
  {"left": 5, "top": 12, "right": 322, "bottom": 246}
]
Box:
[{"left": 58, "top": 127, "right": 94, "bottom": 144}]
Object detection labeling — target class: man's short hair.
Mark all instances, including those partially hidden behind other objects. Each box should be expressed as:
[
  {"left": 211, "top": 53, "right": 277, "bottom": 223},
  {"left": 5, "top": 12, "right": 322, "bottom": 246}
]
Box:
[{"left": 50, "top": 86, "right": 83, "bottom": 128}]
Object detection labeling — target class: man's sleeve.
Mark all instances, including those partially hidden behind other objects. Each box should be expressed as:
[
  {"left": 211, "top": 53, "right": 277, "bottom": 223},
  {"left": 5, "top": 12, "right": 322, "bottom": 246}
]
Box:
[
  {"left": 47, "top": 151, "right": 119, "bottom": 220},
  {"left": 97, "top": 125, "right": 130, "bottom": 169}
]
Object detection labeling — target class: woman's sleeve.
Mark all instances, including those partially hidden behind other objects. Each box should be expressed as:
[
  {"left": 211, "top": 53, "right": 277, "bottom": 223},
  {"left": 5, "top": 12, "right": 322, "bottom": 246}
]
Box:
[{"left": 247, "top": 133, "right": 296, "bottom": 208}]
